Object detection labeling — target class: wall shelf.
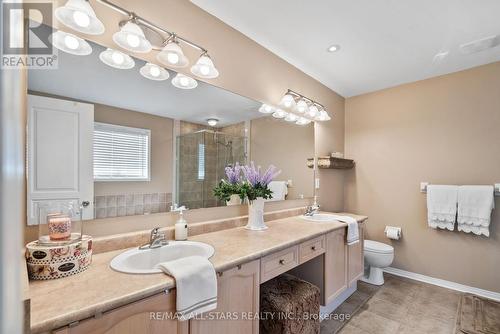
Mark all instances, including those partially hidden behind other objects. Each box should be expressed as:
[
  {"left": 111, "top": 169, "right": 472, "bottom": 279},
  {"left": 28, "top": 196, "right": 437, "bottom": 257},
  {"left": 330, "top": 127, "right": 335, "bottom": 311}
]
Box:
[{"left": 307, "top": 157, "right": 355, "bottom": 170}]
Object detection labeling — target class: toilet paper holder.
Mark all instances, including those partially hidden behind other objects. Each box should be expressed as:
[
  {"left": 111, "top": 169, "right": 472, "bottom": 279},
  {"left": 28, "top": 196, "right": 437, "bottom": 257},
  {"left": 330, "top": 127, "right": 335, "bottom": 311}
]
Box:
[{"left": 384, "top": 226, "right": 402, "bottom": 240}]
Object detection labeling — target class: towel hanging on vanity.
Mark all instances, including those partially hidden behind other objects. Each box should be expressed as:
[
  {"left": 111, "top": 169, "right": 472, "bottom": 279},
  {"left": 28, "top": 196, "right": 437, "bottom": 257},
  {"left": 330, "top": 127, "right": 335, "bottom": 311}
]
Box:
[
  {"left": 426, "top": 185, "right": 458, "bottom": 231},
  {"left": 328, "top": 215, "right": 359, "bottom": 245},
  {"left": 457, "top": 185, "right": 495, "bottom": 237},
  {"left": 157, "top": 256, "right": 217, "bottom": 321}
]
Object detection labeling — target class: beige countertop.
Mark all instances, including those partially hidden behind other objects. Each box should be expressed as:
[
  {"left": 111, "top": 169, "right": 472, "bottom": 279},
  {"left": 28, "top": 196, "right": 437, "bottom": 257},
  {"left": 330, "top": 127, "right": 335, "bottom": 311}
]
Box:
[{"left": 29, "top": 212, "right": 367, "bottom": 333}]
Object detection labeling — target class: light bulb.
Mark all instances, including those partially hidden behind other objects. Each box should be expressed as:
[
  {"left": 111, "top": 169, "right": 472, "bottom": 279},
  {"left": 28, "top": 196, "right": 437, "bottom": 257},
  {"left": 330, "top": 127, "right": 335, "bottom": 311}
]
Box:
[
  {"left": 180, "top": 77, "right": 189, "bottom": 87},
  {"left": 125, "top": 33, "right": 140, "bottom": 48},
  {"left": 167, "top": 53, "right": 179, "bottom": 64},
  {"left": 296, "top": 99, "right": 308, "bottom": 113},
  {"left": 111, "top": 51, "right": 124, "bottom": 65},
  {"left": 280, "top": 94, "right": 296, "bottom": 109},
  {"left": 308, "top": 105, "right": 319, "bottom": 117},
  {"left": 199, "top": 65, "right": 210, "bottom": 76},
  {"left": 149, "top": 66, "right": 160, "bottom": 77},
  {"left": 72, "top": 10, "right": 90, "bottom": 28},
  {"left": 63, "top": 34, "right": 79, "bottom": 50}
]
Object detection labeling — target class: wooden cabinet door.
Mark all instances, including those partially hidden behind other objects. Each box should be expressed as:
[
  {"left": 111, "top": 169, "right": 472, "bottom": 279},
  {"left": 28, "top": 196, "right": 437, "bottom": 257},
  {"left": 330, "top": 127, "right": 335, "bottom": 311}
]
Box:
[
  {"left": 190, "top": 260, "right": 260, "bottom": 334},
  {"left": 53, "top": 291, "right": 187, "bottom": 334},
  {"left": 324, "top": 229, "right": 347, "bottom": 305},
  {"left": 347, "top": 223, "right": 365, "bottom": 286}
]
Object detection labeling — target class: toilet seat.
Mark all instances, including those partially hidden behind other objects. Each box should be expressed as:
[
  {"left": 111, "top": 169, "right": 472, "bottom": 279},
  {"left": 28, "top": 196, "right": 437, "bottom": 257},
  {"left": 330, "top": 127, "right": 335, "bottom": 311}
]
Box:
[{"left": 364, "top": 240, "right": 393, "bottom": 254}]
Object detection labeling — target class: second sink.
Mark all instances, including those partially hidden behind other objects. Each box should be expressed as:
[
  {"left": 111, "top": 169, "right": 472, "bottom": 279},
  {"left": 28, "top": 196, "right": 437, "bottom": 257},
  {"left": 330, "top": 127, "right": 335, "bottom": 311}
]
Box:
[
  {"left": 110, "top": 241, "right": 215, "bottom": 274},
  {"left": 301, "top": 214, "right": 338, "bottom": 222}
]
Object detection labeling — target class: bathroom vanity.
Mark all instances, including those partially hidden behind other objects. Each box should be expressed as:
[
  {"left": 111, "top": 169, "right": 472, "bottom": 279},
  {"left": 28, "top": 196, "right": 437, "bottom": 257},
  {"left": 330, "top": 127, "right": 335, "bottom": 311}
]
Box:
[{"left": 28, "top": 212, "right": 366, "bottom": 334}]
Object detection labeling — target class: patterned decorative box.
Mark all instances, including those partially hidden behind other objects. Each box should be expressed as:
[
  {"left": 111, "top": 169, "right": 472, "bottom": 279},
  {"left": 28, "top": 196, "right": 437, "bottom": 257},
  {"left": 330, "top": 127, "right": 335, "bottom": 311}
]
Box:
[{"left": 25, "top": 235, "right": 93, "bottom": 280}]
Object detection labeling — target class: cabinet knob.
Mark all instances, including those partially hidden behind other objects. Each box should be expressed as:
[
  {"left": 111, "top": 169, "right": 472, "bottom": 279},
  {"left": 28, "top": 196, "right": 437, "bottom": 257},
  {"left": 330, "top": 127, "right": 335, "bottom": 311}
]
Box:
[
  {"left": 311, "top": 246, "right": 316, "bottom": 251},
  {"left": 81, "top": 201, "right": 90, "bottom": 208},
  {"left": 279, "top": 259, "right": 285, "bottom": 265}
]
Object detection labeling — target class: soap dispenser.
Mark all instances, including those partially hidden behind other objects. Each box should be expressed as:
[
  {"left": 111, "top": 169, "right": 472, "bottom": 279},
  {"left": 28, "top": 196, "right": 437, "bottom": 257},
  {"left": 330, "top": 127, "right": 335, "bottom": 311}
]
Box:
[{"left": 175, "top": 208, "right": 188, "bottom": 241}]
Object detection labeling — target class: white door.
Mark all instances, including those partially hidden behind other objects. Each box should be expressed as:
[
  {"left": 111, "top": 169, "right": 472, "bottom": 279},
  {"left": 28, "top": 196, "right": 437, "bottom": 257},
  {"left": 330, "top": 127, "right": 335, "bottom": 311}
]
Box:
[{"left": 27, "top": 95, "right": 94, "bottom": 225}]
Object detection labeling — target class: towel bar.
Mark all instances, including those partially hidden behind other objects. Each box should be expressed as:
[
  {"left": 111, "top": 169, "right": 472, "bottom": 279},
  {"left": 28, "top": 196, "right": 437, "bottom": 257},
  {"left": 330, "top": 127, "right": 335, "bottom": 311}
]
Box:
[{"left": 420, "top": 182, "right": 500, "bottom": 196}]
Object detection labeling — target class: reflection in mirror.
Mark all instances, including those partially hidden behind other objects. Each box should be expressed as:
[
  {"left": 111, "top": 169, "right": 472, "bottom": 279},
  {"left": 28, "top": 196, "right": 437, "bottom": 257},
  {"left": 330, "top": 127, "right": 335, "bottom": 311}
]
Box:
[{"left": 27, "top": 35, "right": 314, "bottom": 222}]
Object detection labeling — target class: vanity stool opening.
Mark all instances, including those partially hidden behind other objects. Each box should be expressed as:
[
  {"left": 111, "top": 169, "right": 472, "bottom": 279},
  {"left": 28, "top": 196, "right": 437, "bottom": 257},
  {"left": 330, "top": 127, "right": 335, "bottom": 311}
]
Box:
[{"left": 260, "top": 273, "right": 320, "bottom": 334}]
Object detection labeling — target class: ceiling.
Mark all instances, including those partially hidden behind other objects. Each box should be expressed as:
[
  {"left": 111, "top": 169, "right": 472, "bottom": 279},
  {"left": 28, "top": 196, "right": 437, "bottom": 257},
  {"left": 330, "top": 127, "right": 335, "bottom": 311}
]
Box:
[
  {"left": 28, "top": 39, "right": 261, "bottom": 127},
  {"left": 191, "top": 0, "right": 500, "bottom": 97}
]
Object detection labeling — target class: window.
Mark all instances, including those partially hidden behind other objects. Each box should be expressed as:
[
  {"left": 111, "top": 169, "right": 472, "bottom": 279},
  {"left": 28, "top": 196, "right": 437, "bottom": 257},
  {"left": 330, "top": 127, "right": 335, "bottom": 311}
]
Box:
[
  {"left": 197, "top": 143, "right": 205, "bottom": 180},
  {"left": 93, "top": 122, "right": 150, "bottom": 181}
]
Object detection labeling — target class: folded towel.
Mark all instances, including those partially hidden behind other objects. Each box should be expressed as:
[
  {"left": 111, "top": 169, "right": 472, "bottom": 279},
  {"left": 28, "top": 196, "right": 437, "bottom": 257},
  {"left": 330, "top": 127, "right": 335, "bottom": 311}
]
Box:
[
  {"left": 266, "top": 181, "right": 288, "bottom": 202},
  {"left": 328, "top": 215, "right": 359, "bottom": 245},
  {"left": 457, "top": 185, "right": 494, "bottom": 237},
  {"left": 427, "top": 185, "right": 458, "bottom": 231},
  {"left": 157, "top": 256, "right": 217, "bottom": 321}
]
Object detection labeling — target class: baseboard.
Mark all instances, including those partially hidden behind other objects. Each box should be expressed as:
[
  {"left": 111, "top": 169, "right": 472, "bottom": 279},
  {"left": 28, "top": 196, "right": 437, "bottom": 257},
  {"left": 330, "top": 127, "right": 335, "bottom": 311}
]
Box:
[
  {"left": 384, "top": 267, "right": 500, "bottom": 302},
  {"left": 319, "top": 283, "right": 357, "bottom": 321}
]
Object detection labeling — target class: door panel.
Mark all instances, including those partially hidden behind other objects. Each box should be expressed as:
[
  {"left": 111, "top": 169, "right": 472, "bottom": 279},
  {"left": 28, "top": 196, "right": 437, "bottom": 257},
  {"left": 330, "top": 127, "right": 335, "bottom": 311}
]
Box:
[{"left": 27, "top": 94, "right": 94, "bottom": 224}]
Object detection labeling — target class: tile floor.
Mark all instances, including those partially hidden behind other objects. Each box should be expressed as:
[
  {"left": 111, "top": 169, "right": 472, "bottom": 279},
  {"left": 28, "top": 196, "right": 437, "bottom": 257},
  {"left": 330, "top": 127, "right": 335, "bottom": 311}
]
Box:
[{"left": 322, "top": 274, "right": 462, "bottom": 334}]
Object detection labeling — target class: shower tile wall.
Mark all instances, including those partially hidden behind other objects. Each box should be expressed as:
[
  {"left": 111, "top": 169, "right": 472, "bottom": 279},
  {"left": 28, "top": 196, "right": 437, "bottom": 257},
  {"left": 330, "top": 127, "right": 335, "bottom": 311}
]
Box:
[
  {"left": 177, "top": 122, "right": 247, "bottom": 209},
  {"left": 94, "top": 192, "right": 172, "bottom": 219}
]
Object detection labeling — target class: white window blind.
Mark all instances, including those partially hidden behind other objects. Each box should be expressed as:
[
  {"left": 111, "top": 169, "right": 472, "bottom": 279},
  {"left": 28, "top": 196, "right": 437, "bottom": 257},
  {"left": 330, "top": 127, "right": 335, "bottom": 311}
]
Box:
[{"left": 94, "top": 122, "right": 151, "bottom": 181}]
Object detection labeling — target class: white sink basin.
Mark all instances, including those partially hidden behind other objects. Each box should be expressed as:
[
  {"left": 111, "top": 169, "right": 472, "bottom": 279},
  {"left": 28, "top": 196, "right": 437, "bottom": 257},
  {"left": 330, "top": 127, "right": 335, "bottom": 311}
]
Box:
[
  {"left": 301, "top": 214, "right": 338, "bottom": 222},
  {"left": 110, "top": 241, "right": 215, "bottom": 274}
]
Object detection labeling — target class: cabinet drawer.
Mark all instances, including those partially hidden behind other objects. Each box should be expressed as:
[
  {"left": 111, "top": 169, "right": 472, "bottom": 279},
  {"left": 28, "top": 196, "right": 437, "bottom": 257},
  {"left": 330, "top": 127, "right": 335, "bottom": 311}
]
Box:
[
  {"left": 299, "top": 235, "right": 325, "bottom": 264},
  {"left": 260, "top": 245, "right": 299, "bottom": 283}
]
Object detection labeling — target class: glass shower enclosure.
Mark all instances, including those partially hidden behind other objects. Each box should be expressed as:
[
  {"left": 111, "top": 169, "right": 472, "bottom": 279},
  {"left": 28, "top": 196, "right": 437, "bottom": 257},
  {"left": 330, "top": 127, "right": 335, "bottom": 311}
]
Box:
[{"left": 176, "top": 130, "right": 247, "bottom": 209}]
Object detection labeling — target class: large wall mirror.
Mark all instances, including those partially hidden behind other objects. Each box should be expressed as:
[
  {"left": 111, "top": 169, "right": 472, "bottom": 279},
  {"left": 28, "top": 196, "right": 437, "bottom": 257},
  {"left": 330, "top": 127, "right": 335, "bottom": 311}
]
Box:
[{"left": 26, "top": 35, "right": 314, "bottom": 224}]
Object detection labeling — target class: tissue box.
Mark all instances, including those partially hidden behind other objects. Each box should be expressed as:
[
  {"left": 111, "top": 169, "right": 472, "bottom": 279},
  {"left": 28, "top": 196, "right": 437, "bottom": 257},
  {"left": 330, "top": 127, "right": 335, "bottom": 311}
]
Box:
[{"left": 25, "top": 235, "right": 92, "bottom": 280}]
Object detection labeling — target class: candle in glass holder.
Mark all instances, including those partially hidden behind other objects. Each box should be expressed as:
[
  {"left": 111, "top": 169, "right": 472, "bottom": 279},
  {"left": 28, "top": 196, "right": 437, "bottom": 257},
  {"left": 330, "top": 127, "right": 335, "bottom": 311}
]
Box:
[{"left": 47, "top": 214, "right": 72, "bottom": 240}]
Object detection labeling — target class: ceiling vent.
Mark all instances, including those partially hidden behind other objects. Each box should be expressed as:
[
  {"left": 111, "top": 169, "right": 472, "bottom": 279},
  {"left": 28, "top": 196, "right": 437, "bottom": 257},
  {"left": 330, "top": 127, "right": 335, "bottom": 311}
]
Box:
[{"left": 460, "top": 35, "right": 500, "bottom": 54}]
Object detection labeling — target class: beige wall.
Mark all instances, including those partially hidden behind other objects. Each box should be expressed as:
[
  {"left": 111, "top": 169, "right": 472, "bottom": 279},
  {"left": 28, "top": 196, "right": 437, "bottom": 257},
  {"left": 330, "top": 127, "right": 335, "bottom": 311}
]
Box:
[
  {"left": 94, "top": 105, "right": 173, "bottom": 196},
  {"left": 250, "top": 117, "right": 314, "bottom": 199},
  {"left": 344, "top": 62, "right": 500, "bottom": 292}
]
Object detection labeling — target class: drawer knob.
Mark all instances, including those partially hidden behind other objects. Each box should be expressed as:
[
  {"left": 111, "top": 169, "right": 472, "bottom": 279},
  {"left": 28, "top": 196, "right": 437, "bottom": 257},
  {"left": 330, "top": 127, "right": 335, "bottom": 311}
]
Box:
[
  {"left": 279, "top": 259, "right": 285, "bottom": 265},
  {"left": 311, "top": 246, "right": 316, "bottom": 251}
]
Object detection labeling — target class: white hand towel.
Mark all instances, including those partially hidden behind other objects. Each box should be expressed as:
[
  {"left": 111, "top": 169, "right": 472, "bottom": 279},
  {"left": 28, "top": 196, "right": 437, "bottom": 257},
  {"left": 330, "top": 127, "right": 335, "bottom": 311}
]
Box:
[
  {"left": 457, "top": 185, "right": 494, "bottom": 237},
  {"left": 426, "top": 185, "right": 458, "bottom": 231},
  {"left": 156, "top": 256, "right": 217, "bottom": 321},
  {"left": 328, "top": 215, "right": 359, "bottom": 245},
  {"left": 266, "top": 181, "right": 288, "bottom": 202}
]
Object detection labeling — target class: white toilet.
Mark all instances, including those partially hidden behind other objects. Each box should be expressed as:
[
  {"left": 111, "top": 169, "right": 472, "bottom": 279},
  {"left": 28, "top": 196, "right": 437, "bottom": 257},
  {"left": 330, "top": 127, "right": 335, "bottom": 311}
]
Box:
[{"left": 361, "top": 240, "right": 394, "bottom": 285}]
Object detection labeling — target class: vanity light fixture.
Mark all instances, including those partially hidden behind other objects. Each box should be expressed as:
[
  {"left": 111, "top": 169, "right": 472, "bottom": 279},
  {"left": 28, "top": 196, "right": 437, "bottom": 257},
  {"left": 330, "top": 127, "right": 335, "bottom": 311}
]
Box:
[
  {"left": 50, "top": 30, "right": 92, "bottom": 56},
  {"left": 99, "top": 48, "right": 135, "bottom": 69},
  {"left": 139, "top": 62, "right": 169, "bottom": 81},
  {"left": 53, "top": 0, "right": 221, "bottom": 86},
  {"left": 157, "top": 40, "right": 189, "bottom": 68},
  {"left": 207, "top": 118, "right": 219, "bottom": 127},
  {"left": 171, "top": 73, "right": 198, "bottom": 89},
  {"left": 55, "top": 0, "right": 105, "bottom": 35},
  {"left": 258, "top": 104, "right": 274, "bottom": 114},
  {"left": 191, "top": 54, "right": 219, "bottom": 79},
  {"left": 259, "top": 89, "right": 331, "bottom": 126},
  {"left": 113, "top": 21, "right": 152, "bottom": 53}
]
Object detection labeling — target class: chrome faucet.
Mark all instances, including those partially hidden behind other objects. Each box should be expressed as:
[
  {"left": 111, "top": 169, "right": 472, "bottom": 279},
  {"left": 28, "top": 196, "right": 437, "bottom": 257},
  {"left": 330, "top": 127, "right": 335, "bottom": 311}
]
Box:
[
  {"left": 304, "top": 203, "right": 320, "bottom": 216},
  {"left": 139, "top": 227, "right": 168, "bottom": 249}
]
